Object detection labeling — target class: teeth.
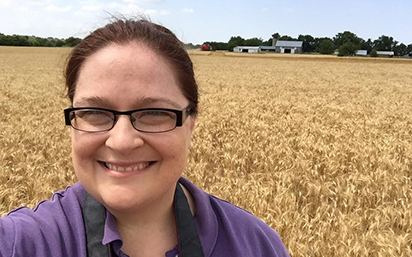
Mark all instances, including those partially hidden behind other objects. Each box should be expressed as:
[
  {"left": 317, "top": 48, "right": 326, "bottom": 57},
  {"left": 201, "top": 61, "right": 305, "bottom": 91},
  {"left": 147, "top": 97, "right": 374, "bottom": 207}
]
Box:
[{"left": 106, "top": 162, "right": 150, "bottom": 172}]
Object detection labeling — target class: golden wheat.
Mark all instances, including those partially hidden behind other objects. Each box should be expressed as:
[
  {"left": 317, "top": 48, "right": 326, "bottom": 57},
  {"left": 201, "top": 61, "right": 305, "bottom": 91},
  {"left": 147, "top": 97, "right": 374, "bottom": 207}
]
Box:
[{"left": 1, "top": 46, "right": 412, "bottom": 256}]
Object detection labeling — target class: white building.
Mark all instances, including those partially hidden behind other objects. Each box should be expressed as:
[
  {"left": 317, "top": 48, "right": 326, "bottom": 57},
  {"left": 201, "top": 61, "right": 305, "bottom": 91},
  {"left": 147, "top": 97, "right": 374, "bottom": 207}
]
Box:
[
  {"left": 356, "top": 50, "right": 368, "bottom": 56},
  {"left": 273, "top": 40, "right": 303, "bottom": 54},
  {"left": 376, "top": 51, "right": 394, "bottom": 57},
  {"left": 233, "top": 46, "right": 261, "bottom": 53}
]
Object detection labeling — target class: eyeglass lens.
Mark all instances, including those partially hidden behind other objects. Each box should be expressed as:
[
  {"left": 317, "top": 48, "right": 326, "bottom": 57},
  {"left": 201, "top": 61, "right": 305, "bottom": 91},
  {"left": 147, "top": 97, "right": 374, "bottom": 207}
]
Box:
[{"left": 70, "top": 109, "right": 178, "bottom": 132}]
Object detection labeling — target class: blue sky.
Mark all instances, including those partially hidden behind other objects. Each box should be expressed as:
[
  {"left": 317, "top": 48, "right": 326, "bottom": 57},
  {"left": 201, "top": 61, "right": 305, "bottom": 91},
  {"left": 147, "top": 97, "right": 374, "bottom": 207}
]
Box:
[{"left": 0, "top": 0, "right": 410, "bottom": 45}]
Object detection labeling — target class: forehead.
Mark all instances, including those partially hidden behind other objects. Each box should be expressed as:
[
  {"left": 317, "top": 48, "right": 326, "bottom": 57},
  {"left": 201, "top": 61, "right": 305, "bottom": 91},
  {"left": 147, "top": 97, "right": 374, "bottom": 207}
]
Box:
[{"left": 73, "top": 42, "right": 187, "bottom": 109}]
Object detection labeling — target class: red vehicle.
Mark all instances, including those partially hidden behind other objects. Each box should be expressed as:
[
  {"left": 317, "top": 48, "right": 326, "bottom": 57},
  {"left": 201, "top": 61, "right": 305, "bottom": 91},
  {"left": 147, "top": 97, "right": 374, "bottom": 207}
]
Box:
[{"left": 201, "top": 44, "right": 212, "bottom": 51}]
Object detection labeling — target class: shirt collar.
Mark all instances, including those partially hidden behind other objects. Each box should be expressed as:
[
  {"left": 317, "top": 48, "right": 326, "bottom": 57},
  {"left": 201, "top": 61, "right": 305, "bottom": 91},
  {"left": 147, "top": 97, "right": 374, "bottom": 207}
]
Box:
[{"left": 102, "top": 209, "right": 123, "bottom": 255}]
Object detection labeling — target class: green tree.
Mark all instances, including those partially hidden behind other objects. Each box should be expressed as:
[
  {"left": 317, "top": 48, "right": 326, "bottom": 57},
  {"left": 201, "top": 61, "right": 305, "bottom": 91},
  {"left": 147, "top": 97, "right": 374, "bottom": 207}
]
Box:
[
  {"left": 370, "top": 49, "right": 378, "bottom": 57},
  {"left": 65, "top": 37, "right": 82, "bottom": 47},
  {"left": 37, "top": 37, "right": 48, "bottom": 46},
  {"left": 48, "top": 38, "right": 57, "bottom": 47},
  {"left": 334, "top": 31, "right": 362, "bottom": 49},
  {"left": 360, "top": 38, "right": 373, "bottom": 53},
  {"left": 373, "top": 35, "right": 398, "bottom": 51},
  {"left": 298, "top": 34, "right": 315, "bottom": 52},
  {"left": 8, "top": 35, "right": 30, "bottom": 46},
  {"left": 264, "top": 33, "right": 281, "bottom": 46},
  {"left": 244, "top": 37, "right": 263, "bottom": 46},
  {"left": 271, "top": 33, "right": 280, "bottom": 39},
  {"left": 55, "top": 39, "right": 65, "bottom": 47},
  {"left": 313, "top": 37, "right": 332, "bottom": 52},
  {"left": 394, "top": 43, "right": 407, "bottom": 56},
  {"left": 227, "top": 36, "right": 245, "bottom": 51},
  {"left": 0, "top": 33, "right": 6, "bottom": 45},
  {"left": 279, "top": 35, "right": 296, "bottom": 41},
  {"left": 318, "top": 38, "right": 335, "bottom": 54},
  {"left": 407, "top": 44, "right": 412, "bottom": 54},
  {"left": 337, "top": 42, "right": 359, "bottom": 56}
]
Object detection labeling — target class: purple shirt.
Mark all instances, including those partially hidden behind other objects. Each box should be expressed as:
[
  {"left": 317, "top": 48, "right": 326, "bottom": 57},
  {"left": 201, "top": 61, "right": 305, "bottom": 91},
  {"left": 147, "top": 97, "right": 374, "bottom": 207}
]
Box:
[{"left": 0, "top": 178, "right": 290, "bottom": 257}]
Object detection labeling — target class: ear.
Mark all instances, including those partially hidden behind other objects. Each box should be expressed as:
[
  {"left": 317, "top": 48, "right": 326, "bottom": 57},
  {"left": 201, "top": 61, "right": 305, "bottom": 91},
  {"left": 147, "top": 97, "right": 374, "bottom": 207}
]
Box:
[
  {"left": 187, "top": 116, "right": 196, "bottom": 150},
  {"left": 189, "top": 116, "right": 196, "bottom": 135}
]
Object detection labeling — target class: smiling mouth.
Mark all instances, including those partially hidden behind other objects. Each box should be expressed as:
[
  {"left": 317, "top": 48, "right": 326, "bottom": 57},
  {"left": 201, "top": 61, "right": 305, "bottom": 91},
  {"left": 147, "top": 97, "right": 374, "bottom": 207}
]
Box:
[{"left": 100, "top": 161, "right": 155, "bottom": 172}]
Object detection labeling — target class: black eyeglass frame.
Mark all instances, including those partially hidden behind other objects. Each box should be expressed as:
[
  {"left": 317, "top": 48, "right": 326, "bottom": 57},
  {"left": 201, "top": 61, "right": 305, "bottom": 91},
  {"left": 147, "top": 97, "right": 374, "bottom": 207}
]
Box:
[{"left": 64, "top": 106, "right": 192, "bottom": 133}]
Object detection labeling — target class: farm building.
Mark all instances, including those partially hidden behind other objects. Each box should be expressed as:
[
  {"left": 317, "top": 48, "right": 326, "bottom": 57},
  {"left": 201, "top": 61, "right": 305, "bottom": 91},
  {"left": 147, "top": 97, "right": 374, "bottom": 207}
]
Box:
[
  {"left": 233, "top": 46, "right": 261, "bottom": 53},
  {"left": 356, "top": 50, "right": 368, "bottom": 56},
  {"left": 376, "top": 51, "right": 394, "bottom": 57},
  {"left": 272, "top": 39, "right": 303, "bottom": 54},
  {"left": 260, "top": 46, "right": 276, "bottom": 52}
]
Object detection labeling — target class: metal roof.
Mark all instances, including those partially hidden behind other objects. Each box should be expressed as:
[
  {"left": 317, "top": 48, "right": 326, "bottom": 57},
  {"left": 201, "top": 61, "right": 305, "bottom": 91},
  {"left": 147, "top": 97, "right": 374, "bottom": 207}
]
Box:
[
  {"left": 275, "top": 40, "right": 303, "bottom": 47},
  {"left": 260, "top": 46, "right": 276, "bottom": 50},
  {"left": 234, "top": 46, "right": 261, "bottom": 49}
]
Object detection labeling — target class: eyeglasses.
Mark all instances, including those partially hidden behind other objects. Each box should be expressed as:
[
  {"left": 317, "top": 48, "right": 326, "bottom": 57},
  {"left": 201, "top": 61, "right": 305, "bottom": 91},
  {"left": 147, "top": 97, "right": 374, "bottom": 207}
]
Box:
[{"left": 64, "top": 107, "right": 192, "bottom": 133}]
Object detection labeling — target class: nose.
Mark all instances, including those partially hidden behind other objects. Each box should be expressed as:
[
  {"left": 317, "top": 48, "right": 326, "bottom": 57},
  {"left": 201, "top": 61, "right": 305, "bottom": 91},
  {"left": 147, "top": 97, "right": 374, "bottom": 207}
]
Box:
[{"left": 105, "top": 115, "right": 144, "bottom": 155}]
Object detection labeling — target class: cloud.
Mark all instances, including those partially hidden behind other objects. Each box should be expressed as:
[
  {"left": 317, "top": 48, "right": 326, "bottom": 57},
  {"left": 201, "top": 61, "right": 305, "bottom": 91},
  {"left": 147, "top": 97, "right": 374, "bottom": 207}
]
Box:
[
  {"left": 75, "top": 1, "right": 144, "bottom": 17},
  {"left": 27, "top": 0, "right": 52, "bottom": 4},
  {"left": 262, "top": 8, "right": 268, "bottom": 12},
  {"left": 0, "top": 0, "right": 10, "bottom": 6},
  {"left": 0, "top": 0, "right": 169, "bottom": 40},
  {"left": 46, "top": 4, "right": 72, "bottom": 12},
  {"left": 141, "top": 9, "right": 170, "bottom": 16},
  {"left": 0, "top": 0, "right": 52, "bottom": 6},
  {"left": 144, "top": 9, "right": 157, "bottom": 15},
  {"left": 123, "top": 0, "right": 163, "bottom": 3},
  {"left": 159, "top": 10, "right": 170, "bottom": 15},
  {"left": 79, "top": 0, "right": 103, "bottom": 12},
  {"left": 182, "top": 8, "right": 193, "bottom": 13}
]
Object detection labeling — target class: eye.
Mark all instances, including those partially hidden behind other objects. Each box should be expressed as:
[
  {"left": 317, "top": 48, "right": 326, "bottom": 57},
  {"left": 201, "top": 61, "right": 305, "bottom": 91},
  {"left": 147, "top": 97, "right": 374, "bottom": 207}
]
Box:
[
  {"left": 75, "top": 110, "right": 113, "bottom": 122},
  {"left": 134, "top": 110, "right": 176, "bottom": 125}
]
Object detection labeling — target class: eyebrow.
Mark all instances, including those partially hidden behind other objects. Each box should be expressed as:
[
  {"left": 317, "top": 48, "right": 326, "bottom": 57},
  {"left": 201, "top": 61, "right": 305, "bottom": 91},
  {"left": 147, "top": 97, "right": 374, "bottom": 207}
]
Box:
[{"left": 74, "top": 96, "right": 183, "bottom": 109}]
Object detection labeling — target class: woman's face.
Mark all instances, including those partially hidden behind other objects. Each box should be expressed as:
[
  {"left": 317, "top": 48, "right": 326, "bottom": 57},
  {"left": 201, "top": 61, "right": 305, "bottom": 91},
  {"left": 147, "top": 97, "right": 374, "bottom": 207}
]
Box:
[{"left": 72, "top": 42, "right": 195, "bottom": 214}]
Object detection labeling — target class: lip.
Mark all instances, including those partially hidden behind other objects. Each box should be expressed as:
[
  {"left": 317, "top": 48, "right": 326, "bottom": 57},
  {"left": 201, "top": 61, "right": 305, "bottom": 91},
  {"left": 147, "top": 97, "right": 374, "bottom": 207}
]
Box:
[{"left": 98, "top": 160, "right": 156, "bottom": 178}]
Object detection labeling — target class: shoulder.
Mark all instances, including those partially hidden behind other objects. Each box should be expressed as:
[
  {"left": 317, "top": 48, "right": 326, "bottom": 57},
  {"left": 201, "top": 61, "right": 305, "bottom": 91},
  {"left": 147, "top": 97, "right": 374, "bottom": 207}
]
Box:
[
  {"left": 208, "top": 194, "right": 289, "bottom": 257},
  {"left": 179, "top": 178, "right": 290, "bottom": 257},
  {"left": 0, "top": 182, "right": 87, "bottom": 257},
  {"left": 6, "top": 182, "right": 85, "bottom": 222}
]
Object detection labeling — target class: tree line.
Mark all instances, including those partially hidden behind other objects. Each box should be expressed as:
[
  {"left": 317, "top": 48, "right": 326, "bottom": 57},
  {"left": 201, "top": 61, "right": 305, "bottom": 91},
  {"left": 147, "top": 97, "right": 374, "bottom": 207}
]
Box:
[
  {"left": 0, "top": 33, "right": 82, "bottom": 47},
  {"left": 203, "top": 31, "right": 412, "bottom": 56},
  {"left": 2, "top": 31, "right": 412, "bottom": 57}
]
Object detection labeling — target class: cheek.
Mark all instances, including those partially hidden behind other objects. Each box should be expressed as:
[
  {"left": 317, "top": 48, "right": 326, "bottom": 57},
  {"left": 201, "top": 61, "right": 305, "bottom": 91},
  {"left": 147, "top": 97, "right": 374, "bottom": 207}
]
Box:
[
  {"left": 157, "top": 130, "right": 192, "bottom": 164},
  {"left": 72, "top": 132, "right": 103, "bottom": 162}
]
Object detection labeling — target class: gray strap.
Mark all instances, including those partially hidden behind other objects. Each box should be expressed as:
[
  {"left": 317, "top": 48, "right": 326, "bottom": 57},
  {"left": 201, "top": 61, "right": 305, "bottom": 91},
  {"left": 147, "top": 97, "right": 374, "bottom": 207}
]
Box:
[
  {"left": 175, "top": 183, "right": 205, "bottom": 257},
  {"left": 82, "top": 191, "right": 111, "bottom": 257}
]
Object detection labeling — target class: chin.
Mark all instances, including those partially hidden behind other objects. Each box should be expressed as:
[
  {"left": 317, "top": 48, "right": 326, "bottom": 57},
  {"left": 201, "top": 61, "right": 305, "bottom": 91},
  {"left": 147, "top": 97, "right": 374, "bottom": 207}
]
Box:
[{"left": 75, "top": 158, "right": 184, "bottom": 214}]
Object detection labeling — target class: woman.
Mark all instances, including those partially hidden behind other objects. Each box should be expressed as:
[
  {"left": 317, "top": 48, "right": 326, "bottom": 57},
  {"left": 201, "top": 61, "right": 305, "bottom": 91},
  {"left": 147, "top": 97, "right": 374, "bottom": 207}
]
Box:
[{"left": 0, "top": 19, "right": 289, "bottom": 257}]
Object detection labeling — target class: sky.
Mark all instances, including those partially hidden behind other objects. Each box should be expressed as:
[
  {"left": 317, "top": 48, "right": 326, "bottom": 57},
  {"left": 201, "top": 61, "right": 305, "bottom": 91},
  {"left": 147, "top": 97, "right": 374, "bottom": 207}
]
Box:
[{"left": 0, "top": 0, "right": 411, "bottom": 45}]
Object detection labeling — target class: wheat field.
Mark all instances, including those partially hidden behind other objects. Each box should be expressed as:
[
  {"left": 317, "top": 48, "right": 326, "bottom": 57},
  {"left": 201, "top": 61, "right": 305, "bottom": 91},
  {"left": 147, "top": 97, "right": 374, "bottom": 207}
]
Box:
[{"left": 1, "top": 46, "right": 412, "bottom": 256}]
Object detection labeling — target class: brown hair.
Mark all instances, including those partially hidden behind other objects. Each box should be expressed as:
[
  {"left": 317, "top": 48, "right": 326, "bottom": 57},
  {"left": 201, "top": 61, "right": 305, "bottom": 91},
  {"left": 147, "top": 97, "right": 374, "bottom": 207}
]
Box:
[{"left": 65, "top": 18, "right": 198, "bottom": 115}]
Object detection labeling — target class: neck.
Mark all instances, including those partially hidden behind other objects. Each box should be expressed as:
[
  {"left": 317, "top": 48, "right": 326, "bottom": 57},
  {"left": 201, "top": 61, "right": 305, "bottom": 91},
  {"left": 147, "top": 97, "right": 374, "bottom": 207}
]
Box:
[{"left": 110, "top": 186, "right": 178, "bottom": 257}]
